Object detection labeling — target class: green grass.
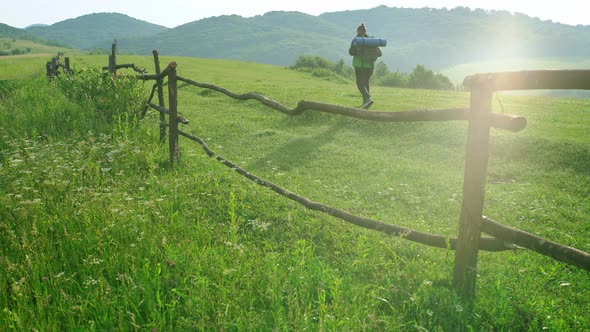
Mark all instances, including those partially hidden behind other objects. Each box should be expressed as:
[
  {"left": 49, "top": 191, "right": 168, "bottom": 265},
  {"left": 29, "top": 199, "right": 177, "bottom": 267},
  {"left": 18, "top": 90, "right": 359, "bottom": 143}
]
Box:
[
  {"left": 1, "top": 54, "right": 589, "bottom": 331},
  {"left": 0, "top": 38, "right": 80, "bottom": 79},
  {"left": 0, "top": 38, "right": 73, "bottom": 55}
]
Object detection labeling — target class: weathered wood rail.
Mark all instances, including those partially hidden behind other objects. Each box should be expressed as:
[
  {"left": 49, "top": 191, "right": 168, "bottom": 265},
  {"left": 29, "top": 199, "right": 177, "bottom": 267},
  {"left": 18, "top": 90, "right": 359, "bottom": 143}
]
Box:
[
  {"left": 56, "top": 48, "right": 590, "bottom": 301},
  {"left": 177, "top": 76, "right": 527, "bottom": 132}
]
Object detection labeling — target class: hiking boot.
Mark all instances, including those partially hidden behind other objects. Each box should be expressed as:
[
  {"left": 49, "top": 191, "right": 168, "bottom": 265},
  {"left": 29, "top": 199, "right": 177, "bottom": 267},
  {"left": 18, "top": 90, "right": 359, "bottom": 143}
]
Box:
[{"left": 362, "top": 99, "right": 374, "bottom": 109}]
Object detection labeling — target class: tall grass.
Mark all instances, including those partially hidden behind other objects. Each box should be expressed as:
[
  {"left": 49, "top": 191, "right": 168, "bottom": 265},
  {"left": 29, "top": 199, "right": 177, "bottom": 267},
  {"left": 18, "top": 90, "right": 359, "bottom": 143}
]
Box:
[
  {"left": 0, "top": 67, "right": 145, "bottom": 140},
  {"left": 1, "top": 58, "right": 589, "bottom": 330}
]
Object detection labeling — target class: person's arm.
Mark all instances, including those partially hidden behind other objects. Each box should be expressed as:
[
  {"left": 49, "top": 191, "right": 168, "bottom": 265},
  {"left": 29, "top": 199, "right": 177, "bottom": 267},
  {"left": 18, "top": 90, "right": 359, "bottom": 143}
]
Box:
[{"left": 349, "top": 40, "right": 357, "bottom": 56}]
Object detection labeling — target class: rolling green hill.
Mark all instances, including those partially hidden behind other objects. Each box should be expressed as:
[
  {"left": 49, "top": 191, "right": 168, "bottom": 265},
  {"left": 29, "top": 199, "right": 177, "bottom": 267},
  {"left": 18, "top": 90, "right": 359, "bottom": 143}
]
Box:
[
  {"left": 120, "top": 12, "right": 349, "bottom": 66},
  {"left": 0, "top": 23, "right": 43, "bottom": 42},
  {"left": 119, "top": 6, "right": 590, "bottom": 72},
  {"left": 26, "top": 13, "right": 167, "bottom": 49},
  {"left": 8, "top": 6, "right": 590, "bottom": 74}
]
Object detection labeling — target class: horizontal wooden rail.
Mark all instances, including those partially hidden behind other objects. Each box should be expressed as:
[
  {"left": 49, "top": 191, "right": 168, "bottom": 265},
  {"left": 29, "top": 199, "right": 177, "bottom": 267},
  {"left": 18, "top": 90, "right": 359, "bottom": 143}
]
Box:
[
  {"left": 101, "top": 63, "right": 147, "bottom": 74},
  {"left": 177, "top": 76, "right": 298, "bottom": 114},
  {"left": 137, "top": 63, "right": 174, "bottom": 81},
  {"left": 299, "top": 101, "right": 527, "bottom": 132},
  {"left": 176, "top": 128, "right": 517, "bottom": 252},
  {"left": 177, "top": 76, "right": 527, "bottom": 132},
  {"left": 148, "top": 103, "right": 189, "bottom": 124},
  {"left": 299, "top": 100, "right": 469, "bottom": 122},
  {"left": 488, "top": 112, "right": 527, "bottom": 132},
  {"left": 464, "top": 70, "right": 590, "bottom": 91},
  {"left": 482, "top": 216, "right": 590, "bottom": 271}
]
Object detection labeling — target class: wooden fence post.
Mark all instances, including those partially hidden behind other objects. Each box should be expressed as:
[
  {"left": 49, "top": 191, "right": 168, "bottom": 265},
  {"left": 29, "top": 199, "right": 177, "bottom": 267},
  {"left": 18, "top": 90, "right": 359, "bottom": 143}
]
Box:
[
  {"left": 168, "top": 62, "right": 179, "bottom": 168},
  {"left": 152, "top": 50, "right": 167, "bottom": 143},
  {"left": 46, "top": 61, "right": 52, "bottom": 80},
  {"left": 51, "top": 57, "right": 58, "bottom": 78},
  {"left": 108, "top": 43, "right": 117, "bottom": 75},
  {"left": 453, "top": 86, "right": 493, "bottom": 300}
]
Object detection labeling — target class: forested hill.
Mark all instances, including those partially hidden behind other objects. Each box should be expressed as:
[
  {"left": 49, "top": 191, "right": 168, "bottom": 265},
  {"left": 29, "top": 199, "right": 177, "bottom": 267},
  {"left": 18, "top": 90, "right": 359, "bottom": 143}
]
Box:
[
  {"left": 9, "top": 6, "right": 590, "bottom": 71},
  {"left": 25, "top": 13, "right": 168, "bottom": 50},
  {"left": 0, "top": 23, "right": 43, "bottom": 42},
  {"left": 120, "top": 6, "right": 590, "bottom": 71},
  {"left": 119, "top": 12, "right": 350, "bottom": 67}
]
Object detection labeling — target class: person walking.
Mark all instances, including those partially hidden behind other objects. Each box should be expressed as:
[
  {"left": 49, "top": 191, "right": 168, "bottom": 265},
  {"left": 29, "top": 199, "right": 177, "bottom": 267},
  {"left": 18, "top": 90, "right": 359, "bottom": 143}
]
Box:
[{"left": 349, "top": 23, "right": 381, "bottom": 109}]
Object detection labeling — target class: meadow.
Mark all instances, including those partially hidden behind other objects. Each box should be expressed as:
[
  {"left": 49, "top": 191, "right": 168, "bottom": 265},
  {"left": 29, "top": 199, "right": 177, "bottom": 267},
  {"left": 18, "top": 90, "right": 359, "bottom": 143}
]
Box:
[{"left": 0, "top": 52, "right": 589, "bottom": 330}]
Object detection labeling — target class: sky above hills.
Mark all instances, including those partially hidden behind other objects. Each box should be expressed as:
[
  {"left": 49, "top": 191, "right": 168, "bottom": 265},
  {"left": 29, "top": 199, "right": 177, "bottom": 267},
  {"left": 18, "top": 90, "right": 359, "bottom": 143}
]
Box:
[{"left": 2, "top": 0, "right": 588, "bottom": 29}]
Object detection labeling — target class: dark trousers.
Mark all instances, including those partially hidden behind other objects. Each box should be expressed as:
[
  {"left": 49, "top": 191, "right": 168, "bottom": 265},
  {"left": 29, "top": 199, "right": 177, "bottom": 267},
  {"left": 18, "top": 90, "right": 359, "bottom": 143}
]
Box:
[{"left": 355, "top": 67, "right": 373, "bottom": 103}]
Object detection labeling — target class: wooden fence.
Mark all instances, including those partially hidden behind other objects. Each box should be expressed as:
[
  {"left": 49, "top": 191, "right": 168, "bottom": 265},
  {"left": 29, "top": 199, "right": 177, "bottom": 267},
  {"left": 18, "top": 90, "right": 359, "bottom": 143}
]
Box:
[
  {"left": 63, "top": 46, "right": 590, "bottom": 300},
  {"left": 102, "top": 42, "right": 147, "bottom": 76},
  {"left": 46, "top": 52, "right": 70, "bottom": 80}
]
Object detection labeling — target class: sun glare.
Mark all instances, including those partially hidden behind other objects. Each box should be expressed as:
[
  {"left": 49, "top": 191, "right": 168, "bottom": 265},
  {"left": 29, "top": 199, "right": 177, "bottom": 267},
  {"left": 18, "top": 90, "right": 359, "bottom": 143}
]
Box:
[{"left": 486, "top": 16, "right": 532, "bottom": 60}]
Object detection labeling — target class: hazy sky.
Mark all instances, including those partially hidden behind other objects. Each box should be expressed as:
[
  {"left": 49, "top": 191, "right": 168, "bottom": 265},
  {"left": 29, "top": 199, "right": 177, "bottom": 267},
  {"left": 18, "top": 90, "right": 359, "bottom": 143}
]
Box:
[{"left": 2, "top": 0, "right": 587, "bottom": 28}]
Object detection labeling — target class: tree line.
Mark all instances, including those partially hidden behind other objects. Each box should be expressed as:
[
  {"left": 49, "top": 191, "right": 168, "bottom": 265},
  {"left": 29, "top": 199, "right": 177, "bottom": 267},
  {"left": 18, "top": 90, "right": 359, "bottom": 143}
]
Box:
[{"left": 291, "top": 55, "right": 455, "bottom": 90}]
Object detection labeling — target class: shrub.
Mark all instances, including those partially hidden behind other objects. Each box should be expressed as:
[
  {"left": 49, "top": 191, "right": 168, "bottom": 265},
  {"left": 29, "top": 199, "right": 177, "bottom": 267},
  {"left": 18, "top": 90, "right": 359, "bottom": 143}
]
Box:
[
  {"left": 434, "top": 72, "right": 455, "bottom": 90},
  {"left": 334, "top": 59, "right": 354, "bottom": 79},
  {"left": 290, "top": 55, "right": 353, "bottom": 82},
  {"left": 374, "top": 61, "right": 390, "bottom": 79},
  {"left": 290, "top": 55, "right": 454, "bottom": 90},
  {"left": 408, "top": 65, "right": 454, "bottom": 90},
  {"left": 377, "top": 72, "right": 409, "bottom": 87},
  {"left": 55, "top": 68, "right": 146, "bottom": 134},
  {"left": 291, "top": 55, "right": 333, "bottom": 70}
]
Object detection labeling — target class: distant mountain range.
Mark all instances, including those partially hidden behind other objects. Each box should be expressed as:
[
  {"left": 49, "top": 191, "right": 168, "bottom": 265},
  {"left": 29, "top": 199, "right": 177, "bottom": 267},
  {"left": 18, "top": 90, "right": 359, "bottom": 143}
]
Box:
[{"left": 2, "top": 6, "right": 590, "bottom": 72}]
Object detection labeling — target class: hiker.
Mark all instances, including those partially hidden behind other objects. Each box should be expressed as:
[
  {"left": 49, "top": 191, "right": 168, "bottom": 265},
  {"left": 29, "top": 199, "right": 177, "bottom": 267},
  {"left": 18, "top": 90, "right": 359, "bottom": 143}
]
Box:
[{"left": 349, "top": 23, "right": 382, "bottom": 109}]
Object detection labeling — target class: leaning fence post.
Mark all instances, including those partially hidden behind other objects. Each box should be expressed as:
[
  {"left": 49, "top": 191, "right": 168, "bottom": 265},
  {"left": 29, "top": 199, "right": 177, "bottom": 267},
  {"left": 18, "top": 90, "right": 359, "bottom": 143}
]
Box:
[
  {"left": 168, "top": 62, "right": 179, "bottom": 168},
  {"left": 453, "top": 85, "right": 493, "bottom": 300},
  {"left": 152, "top": 50, "right": 167, "bottom": 143}
]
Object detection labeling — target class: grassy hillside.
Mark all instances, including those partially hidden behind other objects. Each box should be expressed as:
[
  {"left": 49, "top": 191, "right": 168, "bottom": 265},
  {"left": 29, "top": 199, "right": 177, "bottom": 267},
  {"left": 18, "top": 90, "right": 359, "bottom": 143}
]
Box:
[
  {"left": 0, "top": 38, "right": 70, "bottom": 55},
  {"left": 1, "top": 54, "right": 589, "bottom": 330},
  {"left": 0, "top": 39, "right": 79, "bottom": 80}
]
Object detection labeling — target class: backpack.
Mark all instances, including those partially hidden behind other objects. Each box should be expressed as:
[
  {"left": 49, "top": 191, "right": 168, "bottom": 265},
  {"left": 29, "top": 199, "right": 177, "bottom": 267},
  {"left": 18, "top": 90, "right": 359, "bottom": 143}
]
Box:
[
  {"left": 361, "top": 46, "right": 382, "bottom": 62},
  {"left": 349, "top": 40, "right": 382, "bottom": 62}
]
